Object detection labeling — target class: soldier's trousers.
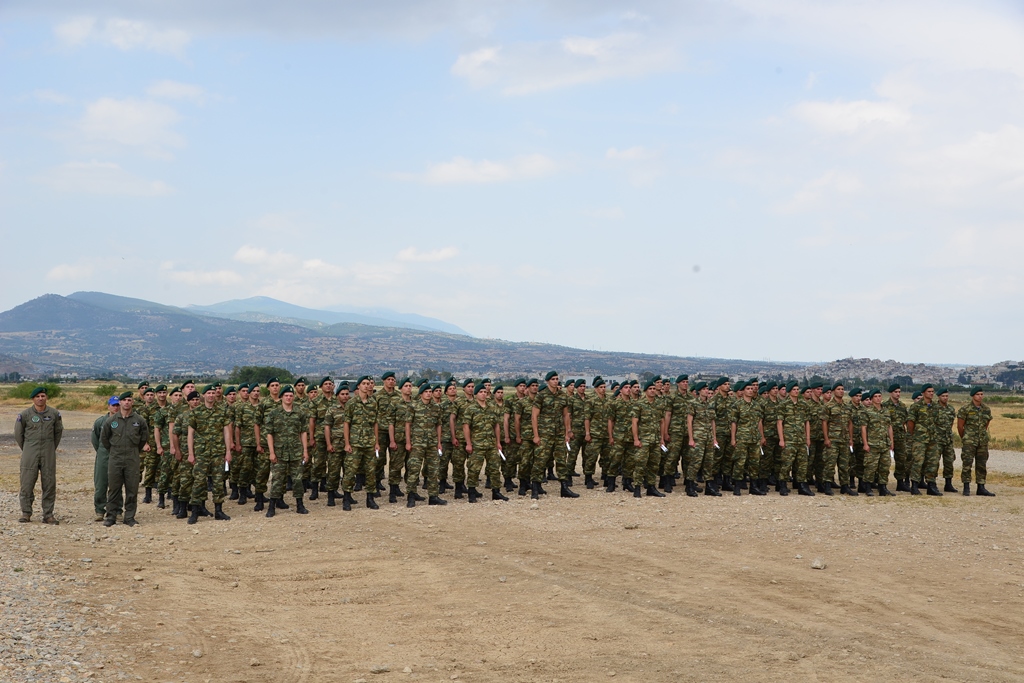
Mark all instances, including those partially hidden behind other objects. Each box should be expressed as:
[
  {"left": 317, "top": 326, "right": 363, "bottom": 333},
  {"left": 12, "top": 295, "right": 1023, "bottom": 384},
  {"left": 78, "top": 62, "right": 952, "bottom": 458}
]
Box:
[
  {"left": 451, "top": 444, "right": 468, "bottom": 485},
  {"left": 388, "top": 443, "right": 408, "bottom": 485},
  {"left": 960, "top": 444, "right": 988, "bottom": 484},
  {"left": 468, "top": 446, "right": 502, "bottom": 490},
  {"left": 141, "top": 446, "right": 159, "bottom": 489},
  {"left": 254, "top": 448, "right": 271, "bottom": 494},
  {"left": 93, "top": 447, "right": 110, "bottom": 516},
  {"left": 633, "top": 442, "right": 660, "bottom": 487},
  {"left": 761, "top": 441, "right": 781, "bottom": 480},
  {"left": 407, "top": 445, "right": 440, "bottom": 496},
  {"left": 517, "top": 440, "right": 536, "bottom": 482},
  {"left": 233, "top": 445, "right": 256, "bottom": 488},
  {"left": 270, "top": 456, "right": 304, "bottom": 501},
  {"left": 743, "top": 443, "right": 764, "bottom": 481},
  {"left": 823, "top": 439, "right": 850, "bottom": 487},
  {"left": 342, "top": 446, "right": 376, "bottom": 493},
  {"left": 608, "top": 437, "right": 629, "bottom": 478},
  {"left": 810, "top": 439, "right": 825, "bottom": 482},
  {"left": 909, "top": 439, "right": 937, "bottom": 483},
  {"left": 19, "top": 446, "right": 57, "bottom": 518},
  {"left": 501, "top": 440, "right": 519, "bottom": 479},
  {"left": 106, "top": 452, "right": 140, "bottom": 522},
  {"left": 713, "top": 432, "right": 732, "bottom": 477},
  {"left": 777, "top": 440, "right": 801, "bottom": 483},
  {"left": 663, "top": 436, "right": 684, "bottom": 476},
  {"left": 190, "top": 448, "right": 226, "bottom": 505},
  {"left": 732, "top": 441, "right": 759, "bottom": 481},
  {"left": 938, "top": 442, "right": 955, "bottom": 479},
  {"left": 326, "top": 442, "right": 344, "bottom": 491},
  {"left": 591, "top": 438, "right": 611, "bottom": 477},
  {"left": 852, "top": 442, "right": 865, "bottom": 480},
  {"left": 583, "top": 437, "right": 602, "bottom": 476},
  {"left": 791, "top": 443, "right": 810, "bottom": 483},
  {"left": 570, "top": 435, "right": 586, "bottom": 473},
  {"left": 686, "top": 434, "right": 714, "bottom": 482},
  {"left": 864, "top": 444, "right": 890, "bottom": 485},
  {"left": 439, "top": 442, "right": 454, "bottom": 482},
  {"left": 157, "top": 447, "right": 174, "bottom": 494},
  {"left": 311, "top": 437, "right": 328, "bottom": 482},
  {"left": 174, "top": 454, "right": 193, "bottom": 500},
  {"left": 892, "top": 435, "right": 909, "bottom": 481},
  {"left": 537, "top": 436, "right": 571, "bottom": 481}
]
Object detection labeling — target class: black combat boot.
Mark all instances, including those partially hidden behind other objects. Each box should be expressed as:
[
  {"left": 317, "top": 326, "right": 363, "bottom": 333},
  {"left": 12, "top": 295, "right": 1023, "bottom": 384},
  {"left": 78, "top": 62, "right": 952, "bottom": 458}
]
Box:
[
  {"left": 750, "top": 480, "right": 766, "bottom": 496},
  {"left": 327, "top": 491, "right": 336, "bottom": 507},
  {"left": 253, "top": 492, "right": 265, "bottom": 512},
  {"left": 531, "top": 482, "right": 541, "bottom": 500},
  {"left": 840, "top": 484, "right": 857, "bottom": 496},
  {"left": 428, "top": 495, "right": 448, "bottom": 505},
  {"left": 354, "top": 473, "right": 365, "bottom": 491},
  {"left": 301, "top": 479, "right": 312, "bottom": 496},
  {"left": 214, "top": 503, "right": 231, "bottom": 521},
  {"left": 767, "top": 474, "right": 777, "bottom": 487},
  {"left": 560, "top": 481, "right": 580, "bottom": 498},
  {"left": 275, "top": 497, "right": 289, "bottom": 510},
  {"left": 196, "top": 502, "right": 211, "bottom": 516},
  {"left": 663, "top": 476, "right": 674, "bottom": 493},
  {"left": 605, "top": 476, "right": 617, "bottom": 493},
  {"left": 157, "top": 492, "right": 166, "bottom": 509},
  {"left": 187, "top": 504, "right": 200, "bottom": 525},
  {"left": 342, "top": 491, "right": 354, "bottom": 510},
  {"left": 585, "top": 474, "right": 596, "bottom": 489},
  {"left": 877, "top": 483, "right": 892, "bottom": 496},
  {"left": 686, "top": 480, "right": 698, "bottom": 497},
  {"left": 778, "top": 481, "right": 790, "bottom": 496},
  {"left": 963, "top": 483, "right": 970, "bottom": 496},
  {"left": 721, "top": 476, "right": 734, "bottom": 492},
  {"left": 237, "top": 486, "right": 248, "bottom": 506},
  {"left": 895, "top": 479, "right": 908, "bottom": 492},
  {"left": 862, "top": 482, "right": 874, "bottom": 497},
  {"left": 633, "top": 485, "right": 642, "bottom": 498},
  {"left": 822, "top": 481, "right": 834, "bottom": 496},
  {"left": 320, "top": 478, "right": 328, "bottom": 492},
  {"left": 229, "top": 483, "right": 238, "bottom": 500},
  {"left": 454, "top": 482, "right": 466, "bottom": 499},
  {"left": 546, "top": 466, "right": 556, "bottom": 481},
  {"left": 308, "top": 482, "right": 318, "bottom": 501},
  {"left": 518, "top": 480, "right": 529, "bottom": 496},
  {"left": 926, "top": 480, "right": 942, "bottom": 496},
  {"left": 705, "top": 480, "right": 722, "bottom": 496},
  {"left": 909, "top": 480, "right": 921, "bottom": 495},
  {"left": 797, "top": 482, "right": 815, "bottom": 496},
  {"left": 503, "top": 476, "right": 516, "bottom": 492},
  {"left": 537, "top": 481, "right": 548, "bottom": 495},
  {"left": 389, "top": 484, "right": 400, "bottom": 504},
  {"left": 176, "top": 500, "right": 189, "bottom": 518},
  {"left": 944, "top": 477, "right": 956, "bottom": 493},
  {"left": 142, "top": 487, "right": 152, "bottom": 504},
  {"left": 739, "top": 478, "right": 748, "bottom": 490},
  {"left": 366, "top": 492, "right": 379, "bottom": 509},
  {"left": 492, "top": 488, "right": 509, "bottom": 501},
  {"left": 407, "top": 492, "right": 416, "bottom": 508},
  {"left": 622, "top": 477, "right": 635, "bottom": 493},
  {"left": 467, "top": 487, "right": 480, "bottom": 503},
  {"left": 439, "top": 479, "right": 451, "bottom": 492},
  {"left": 265, "top": 498, "right": 276, "bottom": 518},
  {"left": 295, "top": 497, "right": 308, "bottom": 514},
  {"left": 977, "top": 484, "right": 995, "bottom": 496}
]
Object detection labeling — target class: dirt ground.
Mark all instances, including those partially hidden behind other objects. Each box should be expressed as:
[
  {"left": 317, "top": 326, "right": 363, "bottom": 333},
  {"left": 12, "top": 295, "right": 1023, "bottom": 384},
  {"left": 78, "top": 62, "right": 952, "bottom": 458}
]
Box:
[{"left": 2, "top": 409, "right": 1024, "bottom": 683}]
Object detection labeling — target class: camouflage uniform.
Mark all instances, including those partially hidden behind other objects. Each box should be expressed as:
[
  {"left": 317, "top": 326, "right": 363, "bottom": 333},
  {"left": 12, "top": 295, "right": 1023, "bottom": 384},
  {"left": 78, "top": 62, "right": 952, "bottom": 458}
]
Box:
[
  {"left": 311, "top": 394, "right": 332, "bottom": 486},
  {"left": 265, "top": 404, "right": 309, "bottom": 501},
  {"left": 776, "top": 397, "right": 808, "bottom": 483},
  {"left": 451, "top": 396, "right": 471, "bottom": 486},
  {"left": 375, "top": 388, "right": 402, "bottom": 483},
  {"left": 864, "top": 406, "right": 893, "bottom": 485},
  {"left": 608, "top": 396, "right": 635, "bottom": 480},
  {"left": 463, "top": 400, "right": 502, "bottom": 490},
  {"left": 908, "top": 400, "right": 938, "bottom": 483},
  {"left": 759, "top": 396, "right": 781, "bottom": 480},
  {"left": 665, "top": 390, "right": 691, "bottom": 477},
  {"left": 323, "top": 400, "right": 348, "bottom": 493},
  {"left": 515, "top": 395, "right": 536, "bottom": 483},
  {"left": 343, "top": 395, "right": 378, "bottom": 493},
  {"left": 633, "top": 396, "right": 663, "bottom": 487},
  {"left": 254, "top": 396, "right": 280, "bottom": 496},
  {"left": 501, "top": 395, "right": 519, "bottom": 481},
  {"left": 404, "top": 398, "right": 442, "bottom": 497},
  {"left": 957, "top": 402, "right": 991, "bottom": 485},
  {"left": 584, "top": 394, "right": 611, "bottom": 478},
  {"left": 730, "top": 399, "right": 762, "bottom": 482},
  {"left": 152, "top": 402, "right": 175, "bottom": 497},
  {"left": 711, "top": 392, "right": 734, "bottom": 478},
  {"left": 187, "top": 404, "right": 230, "bottom": 507},
  {"left": 934, "top": 402, "right": 957, "bottom": 480},
  {"left": 533, "top": 387, "right": 570, "bottom": 482},
  {"left": 569, "top": 392, "right": 587, "bottom": 475},
  {"left": 439, "top": 396, "right": 459, "bottom": 484},
  {"left": 172, "top": 403, "right": 194, "bottom": 502},
  {"left": 687, "top": 397, "right": 715, "bottom": 482},
  {"left": 235, "top": 400, "right": 261, "bottom": 491},
  {"left": 850, "top": 401, "right": 867, "bottom": 482},
  {"left": 138, "top": 400, "right": 160, "bottom": 490},
  {"left": 389, "top": 397, "right": 414, "bottom": 486},
  {"left": 885, "top": 397, "right": 910, "bottom": 482},
  {"left": 822, "top": 397, "right": 852, "bottom": 487},
  {"left": 806, "top": 397, "right": 826, "bottom": 483}
]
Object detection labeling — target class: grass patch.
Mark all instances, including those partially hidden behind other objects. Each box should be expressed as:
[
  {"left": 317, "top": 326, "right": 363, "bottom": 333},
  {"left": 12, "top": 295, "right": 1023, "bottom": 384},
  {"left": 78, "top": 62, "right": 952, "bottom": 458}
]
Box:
[
  {"left": 93, "top": 384, "right": 119, "bottom": 396},
  {"left": 1002, "top": 413, "right": 1024, "bottom": 419},
  {"left": 6, "top": 382, "right": 62, "bottom": 399},
  {"left": 986, "top": 395, "right": 1024, "bottom": 404}
]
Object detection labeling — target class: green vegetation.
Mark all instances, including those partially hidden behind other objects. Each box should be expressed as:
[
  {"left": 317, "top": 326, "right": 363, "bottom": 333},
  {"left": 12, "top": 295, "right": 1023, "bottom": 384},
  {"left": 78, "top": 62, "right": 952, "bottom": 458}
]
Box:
[
  {"left": 1002, "top": 413, "right": 1024, "bottom": 420},
  {"left": 93, "top": 384, "right": 119, "bottom": 396},
  {"left": 7, "top": 382, "right": 62, "bottom": 399},
  {"left": 986, "top": 395, "right": 1024, "bottom": 404},
  {"left": 228, "top": 365, "right": 295, "bottom": 385}
]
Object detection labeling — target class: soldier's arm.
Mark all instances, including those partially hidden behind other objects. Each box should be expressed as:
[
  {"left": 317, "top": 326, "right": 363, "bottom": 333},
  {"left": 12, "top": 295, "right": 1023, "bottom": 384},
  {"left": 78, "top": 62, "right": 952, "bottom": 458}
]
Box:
[
  {"left": 503, "top": 412, "right": 511, "bottom": 443},
  {"left": 54, "top": 412, "right": 63, "bottom": 448},
  {"left": 861, "top": 424, "right": 869, "bottom": 450},
  {"left": 222, "top": 424, "right": 232, "bottom": 463},
  {"left": 822, "top": 417, "right": 830, "bottom": 445},
  {"left": 435, "top": 424, "right": 442, "bottom": 451},
  {"left": 584, "top": 417, "right": 592, "bottom": 441},
  {"left": 887, "top": 425, "right": 894, "bottom": 449},
  {"left": 267, "top": 433, "right": 277, "bottom": 462},
  {"left": 234, "top": 423, "right": 241, "bottom": 452},
  {"left": 343, "top": 422, "right": 352, "bottom": 452},
  {"left": 758, "top": 419, "right": 765, "bottom": 445},
  {"left": 906, "top": 417, "right": 915, "bottom": 435},
  {"left": 562, "top": 406, "right": 571, "bottom": 439},
  {"left": 662, "top": 410, "right": 671, "bottom": 443},
  {"left": 450, "top": 411, "right": 459, "bottom": 446},
  {"left": 607, "top": 417, "right": 615, "bottom": 443},
  {"left": 514, "top": 412, "right": 522, "bottom": 442},
  {"left": 531, "top": 405, "right": 541, "bottom": 442},
  {"left": 631, "top": 416, "right": 639, "bottom": 446},
  {"left": 730, "top": 421, "right": 737, "bottom": 445},
  {"left": 957, "top": 418, "right": 966, "bottom": 439},
  {"left": 301, "top": 431, "right": 309, "bottom": 462},
  {"left": 187, "top": 426, "right": 196, "bottom": 463},
  {"left": 405, "top": 421, "right": 412, "bottom": 450},
  {"left": 494, "top": 423, "right": 501, "bottom": 450},
  {"left": 100, "top": 420, "right": 112, "bottom": 451},
  {"left": 688, "top": 414, "right": 695, "bottom": 446},
  {"left": 776, "top": 419, "right": 785, "bottom": 447},
  {"left": 463, "top": 422, "right": 473, "bottom": 452},
  {"left": 804, "top": 420, "right": 811, "bottom": 446},
  {"left": 91, "top": 420, "right": 102, "bottom": 451}
]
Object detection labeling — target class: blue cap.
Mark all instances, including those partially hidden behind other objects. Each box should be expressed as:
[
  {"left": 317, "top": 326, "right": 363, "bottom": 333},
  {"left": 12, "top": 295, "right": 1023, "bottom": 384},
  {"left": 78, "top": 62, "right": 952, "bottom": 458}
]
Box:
[{"left": 108, "top": 396, "right": 120, "bottom": 405}]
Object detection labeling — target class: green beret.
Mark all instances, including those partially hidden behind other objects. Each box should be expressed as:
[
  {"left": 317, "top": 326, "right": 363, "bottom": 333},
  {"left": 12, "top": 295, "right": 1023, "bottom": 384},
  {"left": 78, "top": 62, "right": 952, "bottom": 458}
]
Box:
[
  {"left": 642, "top": 379, "right": 656, "bottom": 391},
  {"left": 137, "top": 381, "right": 148, "bottom": 389},
  {"left": 202, "top": 384, "right": 216, "bottom": 394},
  {"left": 630, "top": 380, "right": 639, "bottom": 386},
  {"left": 800, "top": 386, "right": 812, "bottom": 394},
  {"left": 267, "top": 376, "right": 280, "bottom": 385},
  {"left": 357, "top": 375, "right": 371, "bottom": 385},
  {"left": 593, "top": 376, "right": 603, "bottom": 385},
  {"left": 912, "top": 391, "right": 922, "bottom": 400},
  {"left": 865, "top": 390, "right": 879, "bottom": 399},
  {"left": 831, "top": 381, "right": 844, "bottom": 391},
  {"left": 462, "top": 378, "right": 474, "bottom": 388},
  {"left": 920, "top": 383, "right": 934, "bottom": 392},
  {"left": 612, "top": 388, "right": 621, "bottom": 398},
  {"left": 544, "top": 371, "right": 559, "bottom": 381},
  {"left": 473, "top": 382, "right": 486, "bottom": 395},
  {"left": 652, "top": 375, "right": 662, "bottom": 382},
  {"left": 225, "top": 386, "right": 237, "bottom": 394},
  {"left": 563, "top": 379, "right": 573, "bottom": 387},
  {"left": 29, "top": 386, "right": 47, "bottom": 398},
  {"left": 718, "top": 376, "right": 729, "bottom": 385},
  {"left": 291, "top": 377, "right": 305, "bottom": 385},
  {"left": 764, "top": 382, "right": 776, "bottom": 391},
  {"left": 186, "top": 391, "right": 200, "bottom": 401},
  {"left": 280, "top": 384, "right": 295, "bottom": 395},
  {"left": 493, "top": 384, "right": 504, "bottom": 392},
  {"left": 154, "top": 384, "right": 167, "bottom": 392},
  {"left": 336, "top": 381, "right": 350, "bottom": 394},
  {"left": 936, "top": 387, "right": 948, "bottom": 396},
  {"left": 693, "top": 381, "right": 709, "bottom": 392},
  {"left": 142, "top": 386, "right": 154, "bottom": 395},
  {"left": 211, "top": 382, "right": 221, "bottom": 388},
  {"left": 236, "top": 383, "right": 247, "bottom": 391},
  {"left": 593, "top": 379, "right": 605, "bottom": 388},
  {"left": 399, "top": 377, "right": 412, "bottom": 387},
  {"left": 970, "top": 387, "right": 984, "bottom": 396},
  {"left": 787, "top": 381, "right": 799, "bottom": 391},
  {"left": 381, "top": 371, "right": 396, "bottom": 380},
  {"left": 514, "top": 378, "right": 526, "bottom": 387},
  {"left": 808, "top": 381, "right": 822, "bottom": 389},
  {"left": 733, "top": 381, "right": 747, "bottom": 392},
  {"left": 170, "top": 386, "right": 182, "bottom": 394},
  {"left": 118, "top": 391, "right": 133, "bottom": 400},
  {"left": 574, "top": 379, "right": 585, "bottom": 387},
  {"left": 526, "top": 378, "right": 539, "bottom": 388},
  {"left": 749, "top": 378, "right": 759, "bottom": 384},
  {"left": 758, "top": 385, "right": 769, "bottom": 395},
  {"left": 849, "top": 388, "right": 862, "bottom": 397},
  {"left": 318, "top": 376, "right": 332, "bottom": 387},
  {"left": 675, "top": 374, "right": 688, "bottom": 383},
  {"left": 887, "top": 383, "right": 900, "bottom": 393},
  {"left": 481, "top": 378, "right": 491, "bottom": 384}
]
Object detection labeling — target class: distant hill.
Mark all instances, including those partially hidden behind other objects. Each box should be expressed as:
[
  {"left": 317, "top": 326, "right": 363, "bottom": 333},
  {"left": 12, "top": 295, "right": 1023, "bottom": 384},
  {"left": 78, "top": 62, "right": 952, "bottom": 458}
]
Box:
[
  {"left": 185, "top": 296, "right": 472, "bottom": 336},
  {"left": 0, "top": 293, "right": 805, "bottom": 379}
]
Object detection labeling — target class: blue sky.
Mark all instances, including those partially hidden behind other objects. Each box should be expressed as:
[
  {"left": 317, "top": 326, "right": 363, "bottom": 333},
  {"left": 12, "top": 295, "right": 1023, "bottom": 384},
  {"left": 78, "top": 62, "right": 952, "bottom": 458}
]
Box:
[{"left": 2, "top": 1, "right": 1022, "bottom": 365}]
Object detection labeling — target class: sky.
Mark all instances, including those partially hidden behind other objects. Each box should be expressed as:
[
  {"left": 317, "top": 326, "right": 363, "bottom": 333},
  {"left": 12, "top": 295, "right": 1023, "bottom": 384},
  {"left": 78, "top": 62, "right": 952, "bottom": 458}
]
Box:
[{"left": 2, "top": 1, "right": 1023, "bottom": 366}]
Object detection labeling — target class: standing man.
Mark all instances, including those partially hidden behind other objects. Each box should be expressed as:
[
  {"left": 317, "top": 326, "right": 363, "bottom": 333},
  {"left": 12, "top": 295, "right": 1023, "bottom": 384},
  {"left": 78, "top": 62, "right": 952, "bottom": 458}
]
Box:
[
  {"left": 375, "top": 371, "right": 401, "bottom": 494},
  {"left": 885, "top": 384, "right": 911, "bottom": 491},
  {"left": 90, "top": 396, "right": 120, "bottom": 521},
  {"left": 958, "top": 388, "right": 994, "bottom": 496},
  {"left": 532, "top": 371, "right": 578, "bottom": 498},
  {"left": 584, "top": 378, "right": 611, "bottom": 489},
  {"left": 776, "top": 382, "right": 809, "bottom": 496},
  {"left": 935, "top": 388, "right": 958, "bottom": 492},
  {"left": 861, "top": 390, "right": 894, "bottom": 496},
  {"left": 462, "top": 383, "right": 506, "bottom": 502},
  {"left": 907, "top": 384, "right": 939, "bottom": 496},
  {"left": 186, "top": 385, "right": 233, "bottom": 524},
  {"left": 822, "top": 382, "right": 855, "bottom": 496},
  {"left": 344, "top": 376, "right": 380, "bottom": 510},
  {"left": 403, "top": 380, "right": 445, "bottom": 506},
  {"left": 730, "top": 381, "right": 765, "bottom": 496},
  {"left": 515, "top": 379, "right": 539, "bottom": 497},
  {"left": 14, "top": 387, "right": 63, "bottom": 524},
  {"left": 632, "top": 379, "right": 666, "bottom": 498},
  {"left": 100, "top": 391, "right": 149, "bottom": 527},
  {"left": 323, "top": 381, "right": 350, "bottom": 507},
  {"left": 264, "top": 385, "right": 311, "bottom": 517},
  {"left": 687, "top": 382, "right": 719, "bottom": 496}
]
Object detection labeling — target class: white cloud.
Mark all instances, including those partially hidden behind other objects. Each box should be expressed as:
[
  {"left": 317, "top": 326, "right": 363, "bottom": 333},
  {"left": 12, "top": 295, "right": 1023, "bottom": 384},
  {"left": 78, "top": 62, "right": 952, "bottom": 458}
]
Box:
[
  {"left": 46, "top": 263, "right": 94, "bottom": 281},
  {"left": 396, "top": 246, "right": 459, "bottom": 262},
  {"left": 301, "top": 259, "right": 345, "bottom": 277},
  {"left": 35, "top": 160, "right": 173, "bottom": 196},
  {"left": 233, "top": 245, "right": 298, "bottom": 267},
  {"left": 452, "top": 32, "right": 678, "bottom": 95},
  {"left": 161, "top": 264, "right": 243, "bottom": 286},
  {"left": 793, "top": 99, "right": 910, "bottom": 134},
  {"left": 781, "top": 170, "right": 863, "bottom": 213},
  {"left": 397, "top": 154, "right": 557, "bottom": 184},
  {"left": 79, "top": 97, "right": 183, "bottom": 158},
  {"left": 32, "top": 89, "right": 71, "bottom": 105},
  {"left": 55, "top": 16, "right": 190, "bottom": 55},
  {"left": 146, "top": 80, "right": 205, "bottom": 103}
]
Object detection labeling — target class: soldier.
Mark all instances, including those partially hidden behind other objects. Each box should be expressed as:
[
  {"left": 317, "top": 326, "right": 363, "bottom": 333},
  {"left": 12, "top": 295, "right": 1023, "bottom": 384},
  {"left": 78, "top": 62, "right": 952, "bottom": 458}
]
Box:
[
  {"left": 711, "top": 379, "right": 735, "bottom": 491},
  {"left": 631, "top": 379, "right": 666, "bottom": 498},
  {"left": 172, "top": 389, "right": 200, "bottom": 518},
  {"left": 264, "top": 385, "right": 311, "bottom": 517},
  {"left": 861, "top": 390, "right": 894, "bottom": 496},
  {"left": 515, "top": 378, "right": 540, "bottom": 496},
  {"left": 730, "top": 381, "right": 765, "bottom": 495},
  {"left": 461, "top": 383, "right": 506, "bottom": 502},
  {"left": 883, "top": 384, "right": 911, "bottom": 490},
  {"left": 232, "top": 383, "right": 260, "bottom": 506},
  {"left": 149, "top": 385, "right": 174, "bottom": 509},
  {"left": 958, "top": 388, "right": 994, "bottom": 496},
  {"left": 386, "top": 378, "right": 415, "bottom": 503},
  {"left": 584, "top": 378, "right": 611, "bottom": 489},
  {"left": 907, "top": 384, "right": 940, "bottom": 495},
  {"left": 848, "top": 389, "right": 867, "bottom": 491},
  {"left": 374, "top": 371, "right": 401, "bottom": 494},
  {"left": 90, "top": 396, "right": 120, "bottom": 521},
  {"left": 344, "top": 376, "right": 380, "bottom": 510},
  {"left": 686, "top": 382, "right": 719, "bottom": 496},
  {"left": 501, "top": 379, "right": 525, "bottom": 491},
  {"left": 323, "top": 381, "right": 350, "bottom": 506},
  {"left": 776, "top": 382, "right": 809, "bottom": 496},
  {"left": 662, "top": 375, "right": 689, "bottom": 491},
  {"left": 14, "top": 387, "right": 63, "bottom": 525},
  {"left": 186, "top": 385, "right": 232, "bottom": 524},
  {"left": 569, "top": 379, "right": 587, "bottom": 480},
  {"left": 100, "top": 391, "right": 149, "bottom": 527},
  {"left": 822, "top": 382, "right": 855, "bottom": 496},
  {"left": 253, "top": 378, "right": 282, "bottom": 509},
  {"left": 308, "top": 377, "right": 334, "bottom": 499},
  {"left": 223, "top": 386, "right": 241, "bottom": 500},
  {"left": 805, "top": 381, "right": 827, "bottom": 488},
  {"left": 935, "top": 388, "right": 958, "bottom": 492},
  {"left": 136, "top": 386, "right": 159, "bottom": 503},
  {"left": 157, "top": 385, "right": 182, "bottom": 512},
  {"left": 401, "top": 381, "right": 444, "bottom": 506},
  {"left": 532, "top": 371, "right": 578, "bottom": 499},
  {"left": 759, "top": 383, "right": 781, "bottom": 487},
  {"left": 439, "top": 381, "right": 459, "bottom": 493}
]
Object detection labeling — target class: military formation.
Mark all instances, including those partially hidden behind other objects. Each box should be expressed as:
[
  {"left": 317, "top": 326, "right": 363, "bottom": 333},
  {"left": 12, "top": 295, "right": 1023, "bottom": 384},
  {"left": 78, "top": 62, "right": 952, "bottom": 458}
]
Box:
[{"left": 12, "top": 372, "right": 999, "bottom": 525}]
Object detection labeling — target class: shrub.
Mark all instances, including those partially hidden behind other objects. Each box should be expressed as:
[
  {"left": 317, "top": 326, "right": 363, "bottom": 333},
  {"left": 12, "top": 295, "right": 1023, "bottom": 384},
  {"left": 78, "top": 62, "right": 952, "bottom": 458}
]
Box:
[
  {"left": 8, "top": 382, "right": 63, "bottom": 399},
  {"left": 93, "top": 384, "right": 119, "bottom": 396}
]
